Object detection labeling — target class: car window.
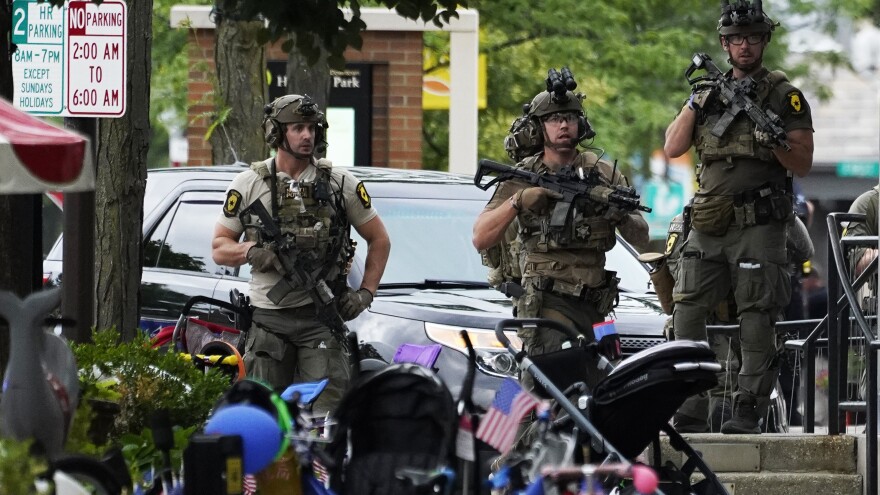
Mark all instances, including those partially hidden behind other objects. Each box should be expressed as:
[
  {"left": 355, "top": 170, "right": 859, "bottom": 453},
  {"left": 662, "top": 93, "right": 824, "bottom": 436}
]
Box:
[
  {"left": 351, "top": 193, "right": 651, "bottom": 292},
  {"left": 145, "top": 201, "right": 222, "bottom": 275},
  {"left": 353, "top": 196, "right": 489, "bottom": 284}
]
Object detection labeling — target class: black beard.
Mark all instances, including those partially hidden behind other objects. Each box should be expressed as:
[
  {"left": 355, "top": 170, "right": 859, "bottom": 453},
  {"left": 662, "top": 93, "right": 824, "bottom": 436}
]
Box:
[{"left": 728, "top": 54, "right": 763, "bottom": 74}]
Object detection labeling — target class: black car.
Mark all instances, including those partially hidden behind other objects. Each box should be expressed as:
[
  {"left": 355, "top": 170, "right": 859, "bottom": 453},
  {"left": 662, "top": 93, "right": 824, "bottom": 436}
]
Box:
[{"left": 44, "top": 165, "right": 666, "bottom": 407}]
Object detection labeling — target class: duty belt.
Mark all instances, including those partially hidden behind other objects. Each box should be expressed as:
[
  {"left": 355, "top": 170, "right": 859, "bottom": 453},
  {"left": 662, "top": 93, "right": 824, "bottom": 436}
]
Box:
[
  {"left": 534, "top": 277, "right": 602, "bottom": 302},
  {"left": 732, "top": 184, "right": 791, "bottom": 227}
]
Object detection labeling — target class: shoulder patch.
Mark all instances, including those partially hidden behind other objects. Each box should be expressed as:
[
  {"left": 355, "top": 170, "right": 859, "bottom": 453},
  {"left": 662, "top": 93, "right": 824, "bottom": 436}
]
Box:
[
  {"left": 355, "top": 182, "right": 372, "bottom": 209},
  {"left": 668, "top": 221, "right": 684, "bottom": 234},
  {"left": 223, "top": 190, "right": 243, "bottom": 218},
  {"left": 786, "top": 90, "right": 805, "bottom": 114},
  {"left": 665, "top": 233, "right": 679, "bottom": 256}
]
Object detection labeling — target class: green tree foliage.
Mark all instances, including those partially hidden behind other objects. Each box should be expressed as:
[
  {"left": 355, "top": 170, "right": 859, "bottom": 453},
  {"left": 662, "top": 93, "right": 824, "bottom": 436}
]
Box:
[
  {"left": 425, "top": 1, "right": 836, "bottom": 177},
  {"left": 215, "top": 0, "right": 462, "bottom": 69}
]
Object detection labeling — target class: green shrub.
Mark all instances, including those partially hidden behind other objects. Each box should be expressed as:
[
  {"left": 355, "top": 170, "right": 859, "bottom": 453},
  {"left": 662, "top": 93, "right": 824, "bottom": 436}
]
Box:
[
  {"left": 67, "top": 328, "right": 231, "bottom": 486},
  {"left": 0, "top": 438, "right": 48, "bottom": 494}
]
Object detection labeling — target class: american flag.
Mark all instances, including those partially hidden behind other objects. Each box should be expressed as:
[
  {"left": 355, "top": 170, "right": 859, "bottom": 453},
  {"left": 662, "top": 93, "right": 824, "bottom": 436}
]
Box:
[
  {"left": 313, "top": 457, "right": 330, "bottom": 485},
  {"left": 242, "top": 474, "right": 257, "bottom": 495},
  {"left": 475, "top": 378, "right": 539, "bottom": 454}
]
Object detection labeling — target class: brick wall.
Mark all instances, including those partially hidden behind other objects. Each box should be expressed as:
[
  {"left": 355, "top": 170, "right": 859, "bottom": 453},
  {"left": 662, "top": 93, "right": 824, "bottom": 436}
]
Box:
[{"left": 185, "top": 30, "right": 423, "bottom": 169}]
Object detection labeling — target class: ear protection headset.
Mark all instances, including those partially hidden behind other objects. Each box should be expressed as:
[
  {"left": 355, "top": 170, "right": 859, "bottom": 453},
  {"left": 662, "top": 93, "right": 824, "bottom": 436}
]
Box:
[
  {"left": 262, "top": 94, "right": 328, "bottom": 153},
  {"left": 505, "top": 89, "right": 597, "bottom": 161}
]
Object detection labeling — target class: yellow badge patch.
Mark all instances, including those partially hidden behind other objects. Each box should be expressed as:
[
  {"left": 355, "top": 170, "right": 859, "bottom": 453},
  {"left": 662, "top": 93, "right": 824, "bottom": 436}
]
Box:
[
  {"left": 356, "top": 182, "right": 371, "bottom": 209},
  {"left": 787, "top": 91, "right": 803, "bottom": 114},
  {"left": 223, "top": 190, "right": 243, "bottom": 218},
  {"left": 665, "top": 233, "right": 679, "bottom": 256}
]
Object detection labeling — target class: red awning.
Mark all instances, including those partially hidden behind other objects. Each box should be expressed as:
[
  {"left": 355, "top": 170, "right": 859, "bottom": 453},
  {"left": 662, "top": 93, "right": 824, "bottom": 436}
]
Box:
[{"left": 0, "top": 97, "right": 94, "bottom": 193}]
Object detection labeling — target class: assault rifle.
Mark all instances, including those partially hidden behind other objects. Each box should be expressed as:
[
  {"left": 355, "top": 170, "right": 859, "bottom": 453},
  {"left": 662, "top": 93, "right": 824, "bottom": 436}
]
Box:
[
  {"left": 475, "top": 159, "right": 651, "bottom": 244},
  {"left": 239, "top": 200, "right": 349, "bottom": 344},
  {"left": 685, "top": 52, "right": 791, "bottom": 151}
]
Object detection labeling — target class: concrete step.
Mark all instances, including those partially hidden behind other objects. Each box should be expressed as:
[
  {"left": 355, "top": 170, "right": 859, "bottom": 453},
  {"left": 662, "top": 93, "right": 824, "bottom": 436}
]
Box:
[
  {"left": 648, "top": 433, "right": 857, "bottom": 473},
  {"left": 702, "top": 472, "right": 862, "bottom": 495}
]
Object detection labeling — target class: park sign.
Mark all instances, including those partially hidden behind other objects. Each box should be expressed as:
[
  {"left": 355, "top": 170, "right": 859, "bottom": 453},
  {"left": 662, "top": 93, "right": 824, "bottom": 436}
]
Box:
[{"left": 11, "top": 0, "right": 127, "bottom": 117}]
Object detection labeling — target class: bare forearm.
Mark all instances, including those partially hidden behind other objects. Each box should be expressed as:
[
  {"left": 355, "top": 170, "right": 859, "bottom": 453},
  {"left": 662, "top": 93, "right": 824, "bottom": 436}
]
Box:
[
  {"left": 664, "top": 106, "right": 696, "bottom": 158},
  {"left": 472, "top": 202, "right": 518, "bottom": 251},
  {"left": 772, "top": 129, "right": 813, "bottom": 178},
  {"left": 360, "top": 236, "right": 390, "bottom": 294},
  {"left": 211, "top": 225, "right": 253, "bottom": 267}
]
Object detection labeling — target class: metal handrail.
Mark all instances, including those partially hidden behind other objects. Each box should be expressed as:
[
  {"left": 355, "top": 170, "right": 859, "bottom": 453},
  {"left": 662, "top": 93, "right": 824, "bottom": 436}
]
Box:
[{"left": 825, "top": 212, "right": 878, "bottom": 495}]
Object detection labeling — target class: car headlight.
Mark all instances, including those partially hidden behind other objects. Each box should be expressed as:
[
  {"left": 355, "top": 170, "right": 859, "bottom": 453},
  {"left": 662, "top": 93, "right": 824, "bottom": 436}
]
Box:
[{"left": 424, "top": 322, "right": 522, "bottom": 378}]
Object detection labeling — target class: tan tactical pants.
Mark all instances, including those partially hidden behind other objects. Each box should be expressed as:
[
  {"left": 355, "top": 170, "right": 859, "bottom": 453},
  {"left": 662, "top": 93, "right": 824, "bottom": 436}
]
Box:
[{"left": 243, "top": 306, "right": 351, "bottom": 417}]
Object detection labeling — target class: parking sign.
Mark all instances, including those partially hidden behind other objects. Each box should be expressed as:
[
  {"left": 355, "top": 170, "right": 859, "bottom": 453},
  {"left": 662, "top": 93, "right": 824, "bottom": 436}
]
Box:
[{"left": 10, "top": 0, "right": 127, "bottom": 117}]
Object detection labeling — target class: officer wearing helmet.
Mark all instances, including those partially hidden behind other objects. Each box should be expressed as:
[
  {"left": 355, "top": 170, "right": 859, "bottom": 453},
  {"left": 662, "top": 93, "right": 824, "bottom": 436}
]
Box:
[
  {"left": 212, "top": 94, "right": 390, "bottom": 415},
  {"left": 474, "top": 68, "right": 649, "bottom": 391},
  {"left": 664, "top": 0, "right": 814, "bottom": 434}
]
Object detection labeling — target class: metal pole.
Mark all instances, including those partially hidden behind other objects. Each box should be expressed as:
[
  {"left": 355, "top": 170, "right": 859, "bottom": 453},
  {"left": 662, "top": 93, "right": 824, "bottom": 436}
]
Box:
[{"left": 61, "top": 117, "right": 96, "bottom": 343}]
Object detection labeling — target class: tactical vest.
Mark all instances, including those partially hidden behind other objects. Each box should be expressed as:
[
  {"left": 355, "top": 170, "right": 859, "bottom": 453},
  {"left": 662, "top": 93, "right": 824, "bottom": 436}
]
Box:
[
  {"left": 695, "top": 69, "right": 789, "bottom": 164},
  {"left": 518, "top": 152, "right": 617, "bottom": 254},
  {"left": 515, "top": 152, "right": 618, "bottom": 294},
  {"left": 250, "top": 159, "right": 352, "bottom": 286}
]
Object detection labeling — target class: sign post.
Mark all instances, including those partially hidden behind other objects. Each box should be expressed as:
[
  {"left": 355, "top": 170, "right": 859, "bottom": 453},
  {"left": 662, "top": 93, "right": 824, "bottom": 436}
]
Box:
[{"left": 11, "top": 0, "right": 127, "bottom": 118}]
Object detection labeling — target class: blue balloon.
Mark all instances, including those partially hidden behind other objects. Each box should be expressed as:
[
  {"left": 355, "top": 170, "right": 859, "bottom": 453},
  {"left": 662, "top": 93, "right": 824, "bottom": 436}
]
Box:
[{"left": 205, "top": 404, "right": 282, "bottom": 474}]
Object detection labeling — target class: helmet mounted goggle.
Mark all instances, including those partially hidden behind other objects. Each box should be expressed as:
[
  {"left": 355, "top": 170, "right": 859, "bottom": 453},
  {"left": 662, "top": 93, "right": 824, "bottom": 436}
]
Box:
[{"left": 717, "top": 0, "right": 776, "bottom": 36}]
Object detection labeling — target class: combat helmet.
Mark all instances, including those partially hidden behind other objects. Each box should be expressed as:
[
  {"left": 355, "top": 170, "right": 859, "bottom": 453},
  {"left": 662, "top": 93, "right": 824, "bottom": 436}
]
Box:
[
  {"left": 717, "top": 0, "right": 777, "bottom": 36},
  {"left": 262, "top": 94, "right": 328, "bottom": 152},
  {"left": 504, "top": 67, "right": 596, "bottom": 161}
]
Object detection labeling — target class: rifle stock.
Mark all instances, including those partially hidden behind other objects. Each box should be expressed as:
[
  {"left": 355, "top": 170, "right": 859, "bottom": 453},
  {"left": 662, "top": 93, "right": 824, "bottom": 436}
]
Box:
[{"left": 685, "top": 52, "right": 792, "bottom": 151}]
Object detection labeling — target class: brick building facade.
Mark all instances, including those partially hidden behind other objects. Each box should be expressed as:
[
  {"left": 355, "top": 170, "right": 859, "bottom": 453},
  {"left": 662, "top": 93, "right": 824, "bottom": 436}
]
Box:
[{"left": 172, "top": 6, "right": 479, "bottom": 173}]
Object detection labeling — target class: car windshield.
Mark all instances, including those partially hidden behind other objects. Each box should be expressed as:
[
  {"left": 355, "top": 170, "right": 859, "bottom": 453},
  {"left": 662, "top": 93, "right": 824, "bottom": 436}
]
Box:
[
  {"left": 355, "top": 197, "right": 489, "bottom": 285},
  {"left": 352, "top": 195, "right": 652, "bottom": 292}
]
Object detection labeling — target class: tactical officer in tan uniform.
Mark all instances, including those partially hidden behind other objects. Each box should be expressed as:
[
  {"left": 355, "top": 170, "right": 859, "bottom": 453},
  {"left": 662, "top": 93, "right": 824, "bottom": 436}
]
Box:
[
  {"left": 664, "top": 1, "right": 814, "bottom": 434},
  {"left": 212, "top": 95, "right": 390, "bottom": 415},
  {"left": 473, "top": 81, "right": 649, "bottom": 390}
]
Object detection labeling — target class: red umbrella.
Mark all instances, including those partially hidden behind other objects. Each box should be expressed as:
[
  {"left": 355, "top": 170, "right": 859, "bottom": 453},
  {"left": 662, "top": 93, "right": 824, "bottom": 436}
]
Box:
[{"left": 0, "top": 97, "right": 93, "bottom": 193}]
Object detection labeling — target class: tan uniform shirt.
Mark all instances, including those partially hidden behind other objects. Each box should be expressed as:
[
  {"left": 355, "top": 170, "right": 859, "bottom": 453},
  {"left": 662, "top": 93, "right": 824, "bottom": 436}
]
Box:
[{"left": 217, "top": 161, "right": 377, "bottom": 309}]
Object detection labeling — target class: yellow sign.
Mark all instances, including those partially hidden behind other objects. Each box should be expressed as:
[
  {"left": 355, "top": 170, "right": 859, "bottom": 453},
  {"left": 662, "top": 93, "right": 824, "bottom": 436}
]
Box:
[{"left": 423, "top": 52, "right": 487, "bottom": 110}]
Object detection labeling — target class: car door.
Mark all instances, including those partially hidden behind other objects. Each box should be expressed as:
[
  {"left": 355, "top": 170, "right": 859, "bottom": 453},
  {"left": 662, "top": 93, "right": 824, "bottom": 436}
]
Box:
[{"left": 140, "top": 191, "right": 224, "bottom": 333}]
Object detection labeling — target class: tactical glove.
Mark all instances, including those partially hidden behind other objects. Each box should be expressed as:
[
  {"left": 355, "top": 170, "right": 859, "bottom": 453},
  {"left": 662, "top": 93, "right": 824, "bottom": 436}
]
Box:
[
  {"left": 688, "top": 86, "right": 716, "bottom": 111},
  {"left": 754, "top": 129, "right": 778, "bottom": 149},
  {"left": 246, "top": 246, "right": 281, "bottom": 273},
  {"left": 338, "top": 287, "right": 373, "bottom": 321},
  {"left": 603, "top": 206, "right": 629, "bottom": 224},
  {"left": 515, "top": 187, "right": 564, "bottom": 214}
]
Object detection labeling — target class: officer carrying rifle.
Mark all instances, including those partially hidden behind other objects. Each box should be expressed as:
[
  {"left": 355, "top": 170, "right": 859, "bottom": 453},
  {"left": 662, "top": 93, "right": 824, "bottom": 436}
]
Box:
[
  {"left": 472, "top": 67, "right": 650, "bottom": 396},
  {"left": 663, "top": 0, "right": 814, "bottom": 434},
  {"left": 211, "top": 94, "right": 390, "bottom": 416}
]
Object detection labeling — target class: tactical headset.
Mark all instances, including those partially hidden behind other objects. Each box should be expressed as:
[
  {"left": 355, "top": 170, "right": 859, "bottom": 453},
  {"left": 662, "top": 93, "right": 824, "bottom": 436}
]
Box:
[
  {"left": 505, "top": 86, "right": 596, "bottom": 161},
  {"left": 262, "top": 94, "right": 329, "bottom": 153}
]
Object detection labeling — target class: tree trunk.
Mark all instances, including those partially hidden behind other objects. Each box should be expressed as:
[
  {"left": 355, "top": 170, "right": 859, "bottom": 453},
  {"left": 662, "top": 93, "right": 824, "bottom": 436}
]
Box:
[
  {"left": 212, "top": 19, "right": 267, "bottom": 165},
  {"left": 285, "top": 37, "right": 331, "bottom": 117},
  {"left": 94, "top": 0, "right": 151, "bottom": 341}
]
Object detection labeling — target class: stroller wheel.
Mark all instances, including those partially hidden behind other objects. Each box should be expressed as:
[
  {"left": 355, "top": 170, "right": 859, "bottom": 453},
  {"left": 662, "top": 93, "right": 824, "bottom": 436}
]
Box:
[{"left": 761, "top": 379, "right": 789, "bottom": 433}]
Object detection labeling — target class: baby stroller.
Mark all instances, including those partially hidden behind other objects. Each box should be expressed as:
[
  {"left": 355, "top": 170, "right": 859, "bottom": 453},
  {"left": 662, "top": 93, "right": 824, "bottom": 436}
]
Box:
[
  {"left": 151, "top": 292, "right": 252, "bottom": 382},
  {"left": 495, "top": 318, "right": 729, "bottom": 495},
  {"left": 326, "top": 362, "right": 458, "bottom": 495}
]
